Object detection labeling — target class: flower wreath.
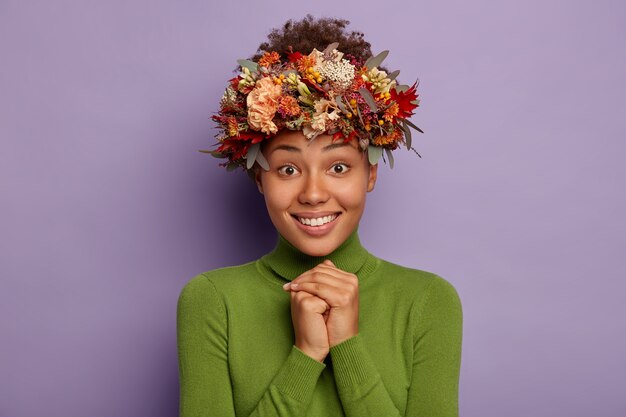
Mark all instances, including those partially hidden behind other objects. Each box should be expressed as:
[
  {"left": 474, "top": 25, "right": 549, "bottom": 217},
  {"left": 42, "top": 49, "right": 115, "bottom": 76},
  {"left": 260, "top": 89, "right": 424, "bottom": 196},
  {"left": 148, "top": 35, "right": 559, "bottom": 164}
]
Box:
[{"left": 202, "top": 42, "right": 423, "bottom": 172}]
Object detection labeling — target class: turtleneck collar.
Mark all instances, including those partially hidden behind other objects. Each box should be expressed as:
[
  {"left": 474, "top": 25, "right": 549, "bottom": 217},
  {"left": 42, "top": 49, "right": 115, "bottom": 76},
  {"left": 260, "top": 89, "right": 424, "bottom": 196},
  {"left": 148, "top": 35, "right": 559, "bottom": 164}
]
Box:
[{"left": 258, "top": 226, "right": 373, "bottom": 282}]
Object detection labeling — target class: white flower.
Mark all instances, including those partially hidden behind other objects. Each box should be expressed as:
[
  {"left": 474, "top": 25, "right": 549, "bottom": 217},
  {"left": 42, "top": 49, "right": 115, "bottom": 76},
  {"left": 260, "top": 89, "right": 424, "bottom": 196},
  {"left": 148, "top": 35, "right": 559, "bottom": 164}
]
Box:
[
  {"left": 220, "top": 86, "right": 238, "bottom": 107},
  {"left": 309, "top": 48, "right": 355, "bottom": 90},
  {"left": 362, "top": 68, "right": 396, "bottom": 94},
  {"left": 303, "top": 99, "right": 341, "bottom": 140}
]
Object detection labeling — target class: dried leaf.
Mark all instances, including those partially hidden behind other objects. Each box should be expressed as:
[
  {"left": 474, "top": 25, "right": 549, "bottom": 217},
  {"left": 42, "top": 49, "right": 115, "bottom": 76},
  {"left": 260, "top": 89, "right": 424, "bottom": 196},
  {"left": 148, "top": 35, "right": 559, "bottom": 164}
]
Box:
[
  {"left": 396, "top": 84, "right": 410, "bottom": 93},
  {"left": 368, "top": 145, "right": 383, "bottom": 165},
  {"left": 255, "top": 148, "right": 270, "bottom": 170},
  {"left": 246, "top": 142, "right": 260, "bottom": 169},
  {"left": 384, "top": 148, "right": 395, "bottom": 169},
  {"left": 365, "top": 50, "right": 389, "bottom": 69},
  {"left": 401, "top": 118, "right": 424, "bottom": 134},
  {"left": 335, "top": 96, "right": 348, "bottom": 114},
  {"left": 237, "top": 59, "right": 258, "bottom": 73},
  {"left": 400, "top": 121, "right": 412, "bottom": 150},
  {"left": 323, "top": 42, "right": 339, "bottom": 54},
  {"left": 358, "top": 88, "right": 378, "bottom": 112},
  {"left": 355, "top": 103, "right": 365, "bottom": 125}
]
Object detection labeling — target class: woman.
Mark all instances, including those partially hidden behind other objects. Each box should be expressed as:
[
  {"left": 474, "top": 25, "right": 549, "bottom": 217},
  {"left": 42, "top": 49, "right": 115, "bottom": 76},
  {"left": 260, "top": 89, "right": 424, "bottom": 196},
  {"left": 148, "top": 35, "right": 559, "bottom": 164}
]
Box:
[{"left": 177, "top": 15, "right": 463, "bottom": 417}]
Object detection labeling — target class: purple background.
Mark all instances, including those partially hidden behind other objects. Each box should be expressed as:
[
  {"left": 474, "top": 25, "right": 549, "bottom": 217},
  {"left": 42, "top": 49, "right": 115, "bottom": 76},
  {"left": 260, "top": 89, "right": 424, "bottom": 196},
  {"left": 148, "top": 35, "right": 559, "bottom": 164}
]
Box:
[{"left": 2, "top": 0, "right": 625, "bottom": 416}]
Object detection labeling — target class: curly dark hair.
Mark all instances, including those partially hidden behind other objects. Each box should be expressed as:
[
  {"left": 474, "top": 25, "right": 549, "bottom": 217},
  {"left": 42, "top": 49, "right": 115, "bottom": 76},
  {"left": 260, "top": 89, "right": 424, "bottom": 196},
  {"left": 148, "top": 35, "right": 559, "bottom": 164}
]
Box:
[{"left": 250, "top": 15, "right": 374, "bottom": 64}]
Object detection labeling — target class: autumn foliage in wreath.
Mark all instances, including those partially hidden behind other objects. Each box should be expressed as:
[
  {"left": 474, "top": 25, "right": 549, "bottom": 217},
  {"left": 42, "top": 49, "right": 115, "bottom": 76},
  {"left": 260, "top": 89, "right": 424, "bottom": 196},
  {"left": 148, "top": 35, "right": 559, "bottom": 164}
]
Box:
[{"left": 201, "top": 43, "right": 423, "bottom": 172}]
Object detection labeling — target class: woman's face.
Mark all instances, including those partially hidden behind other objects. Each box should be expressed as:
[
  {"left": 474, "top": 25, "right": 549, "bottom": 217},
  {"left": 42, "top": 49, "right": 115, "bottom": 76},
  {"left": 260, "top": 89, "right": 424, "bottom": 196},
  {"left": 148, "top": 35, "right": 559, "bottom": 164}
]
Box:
[{"left": 255, "top": 130, "right": 377, "bottom": 257}]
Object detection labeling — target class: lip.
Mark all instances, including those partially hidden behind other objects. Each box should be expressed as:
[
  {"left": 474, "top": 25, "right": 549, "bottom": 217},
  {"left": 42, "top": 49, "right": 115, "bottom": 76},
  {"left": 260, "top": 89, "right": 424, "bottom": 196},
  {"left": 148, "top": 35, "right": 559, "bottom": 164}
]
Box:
[
  {"left": 291, "top": 211, "right": 342, "bottom": 218},
  {"left": 291, "top": 212, "right": 342, "bottom": 237}
]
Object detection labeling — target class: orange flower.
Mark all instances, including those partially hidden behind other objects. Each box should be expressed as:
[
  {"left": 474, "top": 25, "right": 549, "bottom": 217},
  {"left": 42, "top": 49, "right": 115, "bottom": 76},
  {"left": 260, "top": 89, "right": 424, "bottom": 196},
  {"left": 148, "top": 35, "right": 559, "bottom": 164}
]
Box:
[
  {"left": 246, "top": 77, "right": 282, "bottom": 134},
  {"left": 297, "top": 55, "right": 316, "bottom": 73},
  {"left": 350, "top": 67, "right": 368, "bottom": 90},
  {"left": 372, "top": 129, "right": 402, "bottom": 146},
  {"left": 383, "top": 102, "right": 399, "bottom": 122},
  {"left": 258, "top": 51, "right": 280, "bottom": 68},
  {"left": 278, "top": 96, "right": 301, "bottom": 117},
  {"left": 227, "top": 117, "right": 239, "bottom": 137}
]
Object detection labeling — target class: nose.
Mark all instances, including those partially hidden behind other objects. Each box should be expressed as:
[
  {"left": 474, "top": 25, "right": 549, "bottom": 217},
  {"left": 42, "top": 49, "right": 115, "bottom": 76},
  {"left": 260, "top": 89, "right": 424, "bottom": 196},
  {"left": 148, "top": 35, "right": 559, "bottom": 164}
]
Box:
[{"left": 298, "top": 171, "right": 330, "bottom": 205}]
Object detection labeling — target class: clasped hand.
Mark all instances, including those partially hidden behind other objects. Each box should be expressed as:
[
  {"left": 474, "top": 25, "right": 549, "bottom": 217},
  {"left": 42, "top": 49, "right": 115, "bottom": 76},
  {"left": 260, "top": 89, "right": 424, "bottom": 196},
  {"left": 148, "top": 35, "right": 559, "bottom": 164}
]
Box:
[{"left": 282, "top": 259, "right": 359, "bottom": 362}]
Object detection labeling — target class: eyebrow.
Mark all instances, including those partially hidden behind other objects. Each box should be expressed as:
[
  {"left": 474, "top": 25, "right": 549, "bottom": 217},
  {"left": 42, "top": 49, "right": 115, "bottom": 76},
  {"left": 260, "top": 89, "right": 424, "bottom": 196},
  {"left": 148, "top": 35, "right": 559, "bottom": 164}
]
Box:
[
  {"left": 323, "top": 142, "right": 354, "bottom": 152},
  {"left": 270, "top": 141, "right": 353, "bottom": 155},
  {"left": 270, "top": 145, "right": 299, "bottom": 154}
]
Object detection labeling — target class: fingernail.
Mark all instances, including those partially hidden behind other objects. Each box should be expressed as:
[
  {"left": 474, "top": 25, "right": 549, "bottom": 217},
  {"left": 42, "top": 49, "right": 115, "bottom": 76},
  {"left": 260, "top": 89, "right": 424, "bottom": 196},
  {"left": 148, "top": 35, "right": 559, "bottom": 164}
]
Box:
[{"left": 283, "top": 282, "right": 290, "bottom": 289}]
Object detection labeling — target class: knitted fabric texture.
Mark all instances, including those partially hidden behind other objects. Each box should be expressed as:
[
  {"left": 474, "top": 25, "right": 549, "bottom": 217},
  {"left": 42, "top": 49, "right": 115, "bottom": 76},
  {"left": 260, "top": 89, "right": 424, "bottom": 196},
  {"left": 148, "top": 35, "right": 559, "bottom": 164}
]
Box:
[{"left": 177, "top": 227, "right": 463, "bottom": 416}]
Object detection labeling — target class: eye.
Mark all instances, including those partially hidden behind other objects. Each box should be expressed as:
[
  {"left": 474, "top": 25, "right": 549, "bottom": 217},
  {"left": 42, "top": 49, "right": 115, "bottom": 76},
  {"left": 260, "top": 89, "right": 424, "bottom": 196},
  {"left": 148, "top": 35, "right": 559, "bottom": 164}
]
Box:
[
  {"left": 330, "top": 162, "right": 350, "bottom": 174},
  {"left": 277, "top": 164, "right": 299, "bottom": 176}
]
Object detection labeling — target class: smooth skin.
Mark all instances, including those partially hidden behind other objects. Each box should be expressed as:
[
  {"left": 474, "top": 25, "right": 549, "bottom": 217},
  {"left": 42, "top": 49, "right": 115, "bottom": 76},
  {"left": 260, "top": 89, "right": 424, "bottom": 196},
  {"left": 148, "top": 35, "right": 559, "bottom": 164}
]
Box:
[{"left": 255, "top": 130, "right": 377, "bottom": 362}]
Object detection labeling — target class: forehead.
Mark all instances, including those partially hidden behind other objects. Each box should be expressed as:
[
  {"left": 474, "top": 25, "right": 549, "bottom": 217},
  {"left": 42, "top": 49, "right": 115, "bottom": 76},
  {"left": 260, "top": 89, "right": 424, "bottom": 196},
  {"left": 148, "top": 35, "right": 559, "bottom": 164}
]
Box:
[{"left": 263, "top": 131, "right": 361, "bottom": 156}]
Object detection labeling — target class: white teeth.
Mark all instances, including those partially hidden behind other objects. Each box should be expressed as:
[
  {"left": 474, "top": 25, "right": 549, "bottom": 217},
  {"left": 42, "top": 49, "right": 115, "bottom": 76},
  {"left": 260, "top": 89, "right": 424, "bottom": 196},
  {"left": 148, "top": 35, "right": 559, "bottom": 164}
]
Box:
[{"left": 297, "top": 214, "right": 338, "bottom": 227}]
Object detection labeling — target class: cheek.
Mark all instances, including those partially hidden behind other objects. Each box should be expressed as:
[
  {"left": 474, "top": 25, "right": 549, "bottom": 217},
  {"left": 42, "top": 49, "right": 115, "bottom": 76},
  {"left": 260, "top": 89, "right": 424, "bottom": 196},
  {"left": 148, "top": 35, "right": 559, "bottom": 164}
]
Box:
[
  {"left": 262, "top": 179, "right": 292, "bottom": 211},
  {"left": 333, "top": 177, "right": 368, "bottom": 210}
]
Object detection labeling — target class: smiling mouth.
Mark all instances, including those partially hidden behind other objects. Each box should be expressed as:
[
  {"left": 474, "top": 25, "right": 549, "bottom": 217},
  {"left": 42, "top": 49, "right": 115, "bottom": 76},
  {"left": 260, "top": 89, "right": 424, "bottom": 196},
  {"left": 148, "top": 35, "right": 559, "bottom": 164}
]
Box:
[{"left": 291, "top": 212, "right": 341, "bottom": 227}]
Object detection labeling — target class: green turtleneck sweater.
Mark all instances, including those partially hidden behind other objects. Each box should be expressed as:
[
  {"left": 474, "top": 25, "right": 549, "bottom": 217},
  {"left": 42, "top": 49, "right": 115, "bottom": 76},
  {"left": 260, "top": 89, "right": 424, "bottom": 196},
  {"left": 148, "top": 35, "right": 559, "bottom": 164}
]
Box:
[{"left": 177, "top": 227, "right": 463, "bottom": 416}]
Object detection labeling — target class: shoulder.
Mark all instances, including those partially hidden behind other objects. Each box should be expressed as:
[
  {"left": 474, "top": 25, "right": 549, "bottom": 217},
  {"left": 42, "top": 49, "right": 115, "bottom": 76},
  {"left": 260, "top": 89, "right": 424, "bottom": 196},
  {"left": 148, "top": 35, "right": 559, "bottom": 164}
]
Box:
[
  {"left": 182, "top": 260, "right": 257, "bottom": 289},
  {"left": 370, "top": 255, "right": 462, "bottom": 312},
  {"left": 373, "top": 256, "right": 456, "bottom": 291},
  {"left": 177, "top": 260, "right": 260, "bottom": 305}
]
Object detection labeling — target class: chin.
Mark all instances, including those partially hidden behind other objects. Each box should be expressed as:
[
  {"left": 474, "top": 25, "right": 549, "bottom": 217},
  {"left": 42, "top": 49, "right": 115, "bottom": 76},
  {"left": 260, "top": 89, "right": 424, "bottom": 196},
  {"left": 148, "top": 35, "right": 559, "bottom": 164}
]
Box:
[
  {"left": 298, "top": 243, "right": 336, "bottom": 257},
  {"left": 287, "top": 232, "right": 345, "bottom": 257}
]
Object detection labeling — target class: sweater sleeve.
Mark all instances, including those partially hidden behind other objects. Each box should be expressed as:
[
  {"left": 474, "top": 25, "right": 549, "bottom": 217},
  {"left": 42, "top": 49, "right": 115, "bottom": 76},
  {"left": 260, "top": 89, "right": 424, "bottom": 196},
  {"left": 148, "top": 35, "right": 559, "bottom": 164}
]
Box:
[
  {"left": 329, "top": 333, "right": 402, "bottom": 416},
  {"left": 405, "top": 276, "right": 463, "bottom": 417},
  {"left": 328, "top": 275, "right": 463, "bottom": 417},
  {"left": 176, "top": 274, "right": 327, "bottom": 417}
]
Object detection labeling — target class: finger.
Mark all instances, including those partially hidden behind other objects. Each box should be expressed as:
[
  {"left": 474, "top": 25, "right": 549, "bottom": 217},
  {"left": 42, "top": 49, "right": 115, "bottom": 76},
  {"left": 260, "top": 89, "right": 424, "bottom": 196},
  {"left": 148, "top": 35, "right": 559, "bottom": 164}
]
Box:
[
  {"left": 289, "top": 281, "right": 352, "bottom": 306},
  {"left": 294, "top": 266, "right": 358, "bottom": 287},
  {"left": 312, "top": 263, "right": 358, "bottom": 283},
  {"left": 292, "top": 290, "right": 330, "bottom": 312},
  {"left": 287, "top": 271, "right": 344, "bottom": 291}
]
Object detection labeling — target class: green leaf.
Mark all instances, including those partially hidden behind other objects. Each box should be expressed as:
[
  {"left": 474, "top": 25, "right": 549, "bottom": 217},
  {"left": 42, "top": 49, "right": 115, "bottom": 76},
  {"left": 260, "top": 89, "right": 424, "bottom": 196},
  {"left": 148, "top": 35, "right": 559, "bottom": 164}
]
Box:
[
  {"left": 246, "top": 142, "right": 260, "bottom": 169},
  {"left": 358, "top": 88, "right": 378, "bottom": 112},
  {"left": 384, "top": 148, "right": 395, "bottom": 169},
  {"left": 237, "top": 59, "right": 258, "bottom": 73},
  {"left": 255, "top": 148, "right": 270, "bottom": 170},
  {"left": 368, "top": 145, "right": 383, "bottom": 165},
  {"left": 365, "top": 50, "right": 389, "bottom": 69},
  {"left": 387, "top": 70, "right": 400, "bottom": 82}
]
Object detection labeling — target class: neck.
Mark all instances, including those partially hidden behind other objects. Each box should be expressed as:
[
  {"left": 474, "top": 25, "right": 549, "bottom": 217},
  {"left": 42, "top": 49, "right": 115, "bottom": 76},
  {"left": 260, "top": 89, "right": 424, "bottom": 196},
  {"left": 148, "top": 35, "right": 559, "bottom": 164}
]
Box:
[{"left": 259, "top": 226, "right": 370, "bottom": 281}]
